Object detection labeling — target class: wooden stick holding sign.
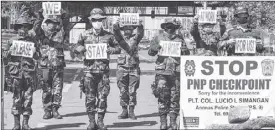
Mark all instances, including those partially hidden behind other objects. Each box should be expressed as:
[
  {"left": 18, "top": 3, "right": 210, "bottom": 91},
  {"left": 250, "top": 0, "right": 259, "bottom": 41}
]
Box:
[
  {"left": 235, "top": 38, "right": 257, "bottom": 54},
  {"left": 85, "top": 43, "right": 108, "bottom": 59},
  {"left": 10, "top": 40, "right": 35, "bottom": 58},
  {"left": 120, "top": 13, "right": 139, "bottom": 26},
  {"left": 159, "top": 41, "right": 182, "bottom": 57},
  {"left": 198, "top": 10, "right": 217, "bottom": 24},
  {"left": 42, "top": 2, "right": 61, "bottom": 15}
]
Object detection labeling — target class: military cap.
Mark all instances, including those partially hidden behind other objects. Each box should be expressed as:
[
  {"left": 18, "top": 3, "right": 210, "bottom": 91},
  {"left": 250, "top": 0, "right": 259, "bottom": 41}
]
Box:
[
  {"left": 161, "top": 18, "right": 180, "bottom": 29},
  {"left": 234, "top": 7, "right": 249, "bottom": 17},
  {"left": 45, "top": 15, "right": 60, "bottom": 23},
  {"left": 88, "top": 8, "right": 107, "bottom": 20},
  {"left": 14, "top": 16, "right": 33, "bottom": 30}
]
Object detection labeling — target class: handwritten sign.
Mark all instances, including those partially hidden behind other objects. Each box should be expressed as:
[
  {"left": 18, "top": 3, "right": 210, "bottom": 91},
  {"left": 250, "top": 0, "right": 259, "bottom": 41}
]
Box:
[
  {"left": 85, "top": 43, "right": 108, "bottom": 59},
  {"left": 120, "top": 13, "right": 139, "bottom": 26},
  {"left": 42, "top": 2, "right": 61, "bottom": 15},
  {"left": 198, "top": 10, "right": 217, "bottom": 24},
  {"left": 10, "top": 40, "right": 35, "bottom": 58},
  {"left": 235, "top": 38, "right": 256, "bottom": 54},
  {"left": 159, "top": 41, "right": 182, "bottom": 57}
]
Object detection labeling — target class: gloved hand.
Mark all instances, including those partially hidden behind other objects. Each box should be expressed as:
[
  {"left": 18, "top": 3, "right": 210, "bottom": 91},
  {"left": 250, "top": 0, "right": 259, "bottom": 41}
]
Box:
[{"left": 256, "top": 43, "right": 265, "bottom": 53}]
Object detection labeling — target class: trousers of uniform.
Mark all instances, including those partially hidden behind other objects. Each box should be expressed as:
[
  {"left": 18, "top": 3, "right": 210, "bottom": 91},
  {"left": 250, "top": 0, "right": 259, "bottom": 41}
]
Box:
[
  {"left": 42, "top": 67, "right": 64, "bottom": 111},
  {"left": 155, "top": 73, "right": 180, "bottom": 116},
  {"left": 83, "top": 71, "right": 110, "bottom": 114},
  {"left": 10, "top": 71, "right": 35, "bottom": 116},
  {"left": 116, "top": 66, "right": 140, "bottom": 107}
]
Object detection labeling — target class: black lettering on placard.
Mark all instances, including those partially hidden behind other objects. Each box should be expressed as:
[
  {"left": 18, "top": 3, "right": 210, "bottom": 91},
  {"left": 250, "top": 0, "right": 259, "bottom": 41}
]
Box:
[
  {"left": 201, "top": 60, "right": 213, "bottom": 75},
  {"left": 87, "top": 46, "right": 92, "bottom": 57}
]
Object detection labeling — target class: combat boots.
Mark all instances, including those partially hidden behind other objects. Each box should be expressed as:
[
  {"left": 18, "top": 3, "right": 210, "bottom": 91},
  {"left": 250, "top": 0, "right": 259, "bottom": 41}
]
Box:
[
  {"left": 22, "top": 115, "right": 32, "bottom": 130},
  {"left": 12, "top": 115, "right": 20, "bottom": 130},
  {"left": 87, "top": 112, "right": 97, "bottom": 130},
  {"left": 128, "top": 106, "right": 137, "bottom": 120},
  {"left": 52, "top": 107, "right": 62, "bottom": 119},
  {"left": 160, "top": 114, "right": 168, "bottom": 130},
  {"left": 43, "top": 110, "right": 52, "bottom": 119},
  {"left": 97, "top": 113, "right": 107, "bottom": 130},
  {"left": 169, "top": 113, "right": 178, "bottom": 130},
  {"left": 118, "top": 106, "right": 128, "bottom": 119}
]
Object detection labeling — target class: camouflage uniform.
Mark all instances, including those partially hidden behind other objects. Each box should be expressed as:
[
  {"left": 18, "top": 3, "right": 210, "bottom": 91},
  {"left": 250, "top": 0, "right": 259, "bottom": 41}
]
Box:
[
  {"left": 218, "top": 7, "right": 265, "bottom": 56},
  {"left": 2, "top": 14, "right": 42, "bottom": 130},
  {"left": 75, "top": 8, "right": 121, "bottom": 130},
  {"left": 113, "top": 20, "right": 144, "bottom": 120},
  {"left": 148, "top": 18, "right": 189, "bottom": 130},
  {"left": 39, "top": 15, "right": 66, "bottom": 119}
]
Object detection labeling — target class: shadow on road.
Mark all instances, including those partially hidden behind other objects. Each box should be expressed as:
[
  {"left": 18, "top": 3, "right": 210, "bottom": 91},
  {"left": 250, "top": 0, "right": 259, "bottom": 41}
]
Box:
[
  {"left": 63, "top": 111, "right": 117, "bottom": 118},
  {"left": 36, "top": 123, "right": 86, "bottom": 130},
  {"left": 107, "top": 121, "right": 157, "bottom": 128},
  {"left": 136, "top": 112, "right": 158, "bottom": 118}
]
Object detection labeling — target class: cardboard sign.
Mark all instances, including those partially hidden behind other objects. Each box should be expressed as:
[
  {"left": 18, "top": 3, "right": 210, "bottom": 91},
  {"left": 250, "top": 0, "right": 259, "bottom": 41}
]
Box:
[
  {"left": 85, "top": 43, "right": 108, "bottom": 59},
  {"left": 120, "top": 13, "right": 139, "bottom": 26},
  {"left": 180, "top": 56, "right": 275, "bottom": 129},
  {"left": 198, "top": 10, "right": 217, "bottom": 24},
  {"left": 10, "top": 40, "right": 35, "bottom": 58},
  {"left": 42, "top": 2, "right": 61, "bottom": 15},
  {"left": 159, "top": 41, "right": 182, "bottom": 57},
  {"left": 235, "top": 38, "right": 256, "bottom": 54},
  {"left": 181, "top": 17, "right": 193, "bottom": 31}
]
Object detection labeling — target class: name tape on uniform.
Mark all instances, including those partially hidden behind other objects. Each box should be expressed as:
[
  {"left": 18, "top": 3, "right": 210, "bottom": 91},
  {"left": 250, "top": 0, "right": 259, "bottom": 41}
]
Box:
[
  {"left": 159, "top": 41, "right": 182, "bottom": 57},
  {"left": 10, "top": 40, "right": 35, "bottom": 58},
  {"left": 120, "top": 13, "right": 139, "bottom": 26},
  {"left": 198, "top": 10, "right": 217, "bottom": 24},
  {"left": 235, "top": 38, "right": 256, "bottom": 54},
  {"left": 42, "top": 2, "right": 61, "bottom": 15},
  {"left": 85, "top": 43, "right": 108, "bottom": 59}
]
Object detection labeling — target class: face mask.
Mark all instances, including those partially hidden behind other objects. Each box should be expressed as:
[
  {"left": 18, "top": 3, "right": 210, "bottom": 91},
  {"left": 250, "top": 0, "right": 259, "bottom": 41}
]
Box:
[
  {"left": 18, "top": 29, "right": 27, "bottom": 37},
  {"left": 237, "top": 17, "right": 248, "bottom": 24},
  {"left": 92, "top": 21, "right": 103, "bottom": 30},
  {"left": 124, "top": 29, "right": 133, "bottom": 36}
]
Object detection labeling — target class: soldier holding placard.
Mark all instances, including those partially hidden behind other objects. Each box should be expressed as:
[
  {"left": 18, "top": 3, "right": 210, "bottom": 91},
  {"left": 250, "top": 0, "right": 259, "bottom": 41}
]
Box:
[
  {"left": 113, "top": 14, "right": 144, "bottom": 120},
  {"left": 74, "top": 8, "right": 121, "bottom": 130},
  {"left": 148, "top": 18, "right": 190, "bottom": 130},
  {"left": 218, "top": 7, "right": 265, "bottom": 56},
  {"left": 1, "top": 13, "right": 42, "bottom": 130}
]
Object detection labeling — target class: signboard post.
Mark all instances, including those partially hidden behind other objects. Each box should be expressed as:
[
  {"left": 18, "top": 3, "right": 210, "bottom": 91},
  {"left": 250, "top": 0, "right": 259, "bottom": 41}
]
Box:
[
  {"left": 85, "top": 43, "right": 108, "bottom": 60},
  {"left": 235, "top": 38, "right": 257, "bottom": 54},
  {"left": 120, "top": 13, "right": 139, "bottom": 26},
  {"left": 180, "top": 56, "right": 275, "bottom": 129},
  {"left": 159, "top": 41, "right": 182, "bottom": 57},
  {"left": 42, "top": 2, "right": 61, "bottom": 16},
  {"left": 198, "top": 10, "right": 217, "bottom": 24}
]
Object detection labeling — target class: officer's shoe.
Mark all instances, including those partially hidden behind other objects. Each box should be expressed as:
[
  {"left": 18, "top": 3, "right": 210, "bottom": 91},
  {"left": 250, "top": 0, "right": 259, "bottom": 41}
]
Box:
[
  {"left": 43, "top": 111, "right": 52, "bottom": 119},
  {"left": 87, "top": 113, "right": 97, "bottom": 130},
  {"left": 22, "top": 115, "right": 32, "bottom": 130},
  {"left": 118, "top": 106, "right": 128, "bottom": 119},
  {"left": 12, "top": 115, "right": 21, "bottom": 130},
  {"left": 97, "top": 113, "right": 107, "bottom": 130},
  {"left": 160, "top": 114, "right": 168, "bottom": 130},
  {"left": 169, "top": 113, "right": 178, "bottom": 130},
  {"left": 128, "top": 106, "right": 137, "bottom": 120},
  {"left": 53, "top": 107, "right": 63, "bottom": 119}
]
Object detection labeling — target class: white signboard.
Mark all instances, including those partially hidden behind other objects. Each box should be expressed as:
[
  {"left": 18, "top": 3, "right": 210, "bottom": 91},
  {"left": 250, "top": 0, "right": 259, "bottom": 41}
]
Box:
[
  {"left": 235, "top": 38, "right": 257, "bottom": 54},
  {"left": 180, "top": 56, "right": 275, "bottom": 129},
  {"left": 181, "top": 17, "right": 193, "bottom": 31},
  {"left": 159, "top": 41, "right": 181, "bottom": 57},
  {"left": 120, "top": 13, "right": 139, "bottom": 26},
  {"left": 198, "top": 10, "right": 217, "bottom": 24},
  {"left": 42, "top": 2, "right": 61, "bottom": 15},
  {"left": 10, "top": 40, "right": 35, "bottom": 58},
  {"left": 85, "top": 43, "right": 108, "bottom": 59}
]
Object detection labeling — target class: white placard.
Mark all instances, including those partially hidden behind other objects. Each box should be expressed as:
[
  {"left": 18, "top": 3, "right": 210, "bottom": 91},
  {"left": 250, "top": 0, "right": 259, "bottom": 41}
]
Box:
[
  {"left": 42, "top": 2, "right": 61, "bottom": 15},
  {"left": 198, "top": 10, "right": 217, "bottom": 24},
  {"left": 235, "top": 38, "right": 257, "bottom": 54},
  {"left": 10, "top": 40, "right": 35, "bottom": 58},
  {"left": 120, "top": 13, "right": 139, "bottom": 26},
  {"left": 180, "top": 56, "right": 275, "bottom": 129},
  {"left": 159, "top": 41, "right": 181, "bottom": 57},
  {"left": 85, "top": 43, "right": 108, "bottom": 59}
]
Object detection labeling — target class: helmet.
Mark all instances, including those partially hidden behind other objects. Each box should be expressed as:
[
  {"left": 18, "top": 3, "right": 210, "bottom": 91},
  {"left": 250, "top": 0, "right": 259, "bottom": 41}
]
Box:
[
  {"left": 14, "top": 16, "right": 33, "bottom": 30},
  {"left": 161, "top": 18, "right": 180, "bottom": 29},
  {"left": 88, "top": 8, "right": 106, "bottom": 20},
  {"left": 234, "top": 7, "right": 249, "bottom": 17}
]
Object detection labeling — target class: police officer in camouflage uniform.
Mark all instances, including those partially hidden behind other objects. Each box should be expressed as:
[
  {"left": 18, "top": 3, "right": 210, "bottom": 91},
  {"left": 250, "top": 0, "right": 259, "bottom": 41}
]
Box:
[
  {"left": 218, "top": 7, "right": 265, "bottom": 56},
  {"left": 39, "top": 13, "right": 66, "bottom": 120},
  {"left": 74, "top": 8, "right": 121, "bottom": 130},
  {"left": 113, "top": 17, "right": 144, "bottom": 120},
  {"left": 2, "top": 13, "right": 42, "bottom": 130},
  {"left": 148, "top": 18, "right": 190, "bottom": 130}
]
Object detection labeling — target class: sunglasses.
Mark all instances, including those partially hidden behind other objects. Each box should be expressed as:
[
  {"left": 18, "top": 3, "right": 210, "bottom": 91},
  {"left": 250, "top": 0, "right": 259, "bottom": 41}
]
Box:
[
  {"left": 91, "top": 18, "right": 104, "bottom": 22},
  {"left": 164, "top": 24, "right": 175, "bottom": 29}
]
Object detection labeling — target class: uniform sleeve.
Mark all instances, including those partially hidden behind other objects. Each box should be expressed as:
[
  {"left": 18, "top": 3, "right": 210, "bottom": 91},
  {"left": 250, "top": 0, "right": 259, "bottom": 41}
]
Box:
[
  {"left": 74, "top": 32, "right": 86, "bottom": 54},
  {"left": 181, "top": 39, "right": 190, "bottom": 55},
  {"left": 148, "top": 35, "right": 160, "bottom": 56},
  {"left": 109, "top": 35, "right": 121, "bottom": 54},
  {"left": 190, "top": 23, "right": 200, "bottom": 41},
  {"left": 133, "top": 24, "right": 144, "bottom": 44},
  {"left": 218, "top": 28, "right": 231, "bottom": 49},
  {"left": 113, "top": 23, "right": 131, "bottom": 54}
]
